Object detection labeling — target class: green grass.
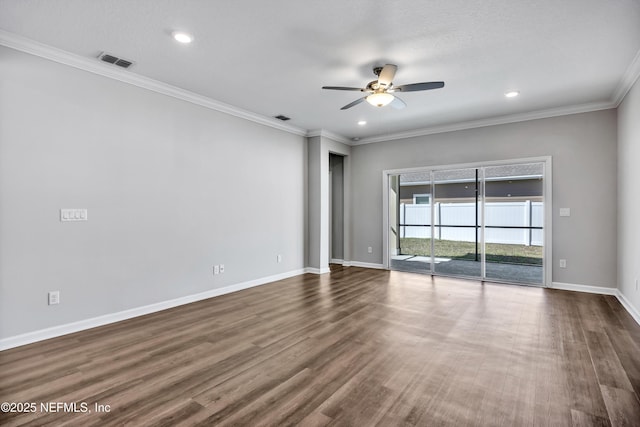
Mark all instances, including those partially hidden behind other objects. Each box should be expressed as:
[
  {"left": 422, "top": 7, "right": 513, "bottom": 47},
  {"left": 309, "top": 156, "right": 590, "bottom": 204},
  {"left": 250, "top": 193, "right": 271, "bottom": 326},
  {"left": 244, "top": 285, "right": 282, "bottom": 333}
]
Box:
[{"left": 399, "top": 238, "right": 542, "bottom": 265}]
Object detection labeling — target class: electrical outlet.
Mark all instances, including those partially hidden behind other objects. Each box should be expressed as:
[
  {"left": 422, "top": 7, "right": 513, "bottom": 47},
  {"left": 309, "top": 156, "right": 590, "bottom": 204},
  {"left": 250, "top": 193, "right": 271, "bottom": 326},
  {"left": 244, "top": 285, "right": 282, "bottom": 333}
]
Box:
[
  {"left": 213, "top": 265, "right": 220, "bottom": 275},
  {"left": 219, "top": 264, "right": 225, "bottom": 274},
  {"left": 277, "top": 254, "right": 282, "bottom": 263},
  {"left": 48, "top": 291, "right": 60, "bottom": 305},
  {"left": 367, "top": 246, "right": 373, "bottom": 254},
  {"left": 559, "top": 259, "right": 567, "bottom": 268}
]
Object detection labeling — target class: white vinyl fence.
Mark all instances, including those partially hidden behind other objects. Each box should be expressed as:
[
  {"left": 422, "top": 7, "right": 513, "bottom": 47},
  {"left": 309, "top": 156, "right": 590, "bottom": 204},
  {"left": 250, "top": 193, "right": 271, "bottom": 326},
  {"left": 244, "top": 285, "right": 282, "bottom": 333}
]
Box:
[{"left": 400, "top": 201, "right": 543, "bottom": 246}]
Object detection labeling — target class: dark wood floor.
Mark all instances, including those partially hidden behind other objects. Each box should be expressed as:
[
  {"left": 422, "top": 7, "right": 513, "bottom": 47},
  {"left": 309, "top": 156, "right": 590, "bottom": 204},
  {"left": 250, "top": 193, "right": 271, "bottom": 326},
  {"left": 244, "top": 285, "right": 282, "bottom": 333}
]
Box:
[{"left": 2, "top": 266, "right": 640, "bottom": 426}]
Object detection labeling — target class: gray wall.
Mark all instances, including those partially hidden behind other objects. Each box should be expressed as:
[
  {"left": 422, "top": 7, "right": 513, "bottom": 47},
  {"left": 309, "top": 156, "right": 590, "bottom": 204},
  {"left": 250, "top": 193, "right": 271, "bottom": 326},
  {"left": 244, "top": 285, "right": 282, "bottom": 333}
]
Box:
[
  {"left": 1, "top": 43, "right": 633, "bottom": 341},
  {"left": 618, "top": 77, "right": 640, "bottom": 312},
  {"left": 0, "top": 46, "right": 306, "bottom": 338},
  {"left": 351, "top": 110, "right": 618, "bottom": 287},
  {"left": 307, "top": 135, "right": 351, "bottom": 271},
  {"left": 330, "top": 154, "right": 344, "bottom": 260},
  {"left": 307, "top": 136, "right": 325, "bottom": 270}
]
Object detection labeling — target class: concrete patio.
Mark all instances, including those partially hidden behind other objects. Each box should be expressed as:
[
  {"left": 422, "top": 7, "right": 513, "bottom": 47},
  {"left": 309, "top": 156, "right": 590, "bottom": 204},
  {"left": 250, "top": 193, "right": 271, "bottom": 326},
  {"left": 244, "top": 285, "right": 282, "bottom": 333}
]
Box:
[{"left": 390, "top": 255, "right": 543, "bottom": 285}]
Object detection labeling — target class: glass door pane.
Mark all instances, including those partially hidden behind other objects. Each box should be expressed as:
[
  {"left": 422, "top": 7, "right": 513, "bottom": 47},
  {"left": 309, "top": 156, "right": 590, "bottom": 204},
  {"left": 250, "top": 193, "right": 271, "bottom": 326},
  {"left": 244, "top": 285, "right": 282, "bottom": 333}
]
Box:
[
  {"left": 390, "top": 171, "right": 433, "bottom": 274},
  {"left": 483, "top": 163, "right": 544, "bottom": 284},
  {"left": 432, "top": 168, "right": 482, "bottom": 278}
]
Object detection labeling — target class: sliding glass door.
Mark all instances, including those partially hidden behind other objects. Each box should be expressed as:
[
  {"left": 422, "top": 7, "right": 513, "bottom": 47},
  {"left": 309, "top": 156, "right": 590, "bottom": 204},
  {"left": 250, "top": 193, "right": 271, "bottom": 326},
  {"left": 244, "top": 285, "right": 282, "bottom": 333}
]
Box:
[
  {"left": 483, "top": 163, "right": 544, "bottom": 284},
  {"left": 432, "top": 168, "right": 483, "bottom": 279},
  {"left": 389, "top": 171, "right": 433, "bottom": 274},
  {"left": 387, "top": 161, "right": 546, "bottom": 286}
]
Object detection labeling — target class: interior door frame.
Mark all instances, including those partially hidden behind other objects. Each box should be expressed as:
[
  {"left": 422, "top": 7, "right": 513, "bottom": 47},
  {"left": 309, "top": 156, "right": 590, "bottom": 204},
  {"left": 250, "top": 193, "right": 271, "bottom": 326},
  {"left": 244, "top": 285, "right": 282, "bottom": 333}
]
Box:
[{"left": 382, "top": 156, "right": 553, "bottom": 287}]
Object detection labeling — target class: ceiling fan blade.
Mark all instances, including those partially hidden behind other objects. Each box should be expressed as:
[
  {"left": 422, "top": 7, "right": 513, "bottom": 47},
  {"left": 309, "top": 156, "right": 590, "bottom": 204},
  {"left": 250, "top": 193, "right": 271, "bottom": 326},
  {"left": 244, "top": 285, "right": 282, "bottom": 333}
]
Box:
[
  {"left": 390, "top": 96, "right": 406, "bottom": 110},
  {"left": 378, "top": 64, "right": 398, "bottom": 87},
  {"left": 322, "top": 86, "right": 365, "bottom": 91},
  {"left": 394, "top": 81, "right": 445, "bottom": 92},
  {"left": 340, "top": 97, "right": 366, "bottom": 110}
]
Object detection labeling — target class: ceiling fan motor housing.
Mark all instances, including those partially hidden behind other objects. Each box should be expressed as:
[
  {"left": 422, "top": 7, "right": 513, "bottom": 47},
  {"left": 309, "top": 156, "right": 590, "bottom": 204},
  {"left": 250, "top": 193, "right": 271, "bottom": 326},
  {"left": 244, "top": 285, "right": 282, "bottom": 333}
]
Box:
[
  {"left": 366, "top": 80, "right": 380, "bottom": 91},
  {"left": 321, "top": 63, "right": 443, "bottom": 110}
]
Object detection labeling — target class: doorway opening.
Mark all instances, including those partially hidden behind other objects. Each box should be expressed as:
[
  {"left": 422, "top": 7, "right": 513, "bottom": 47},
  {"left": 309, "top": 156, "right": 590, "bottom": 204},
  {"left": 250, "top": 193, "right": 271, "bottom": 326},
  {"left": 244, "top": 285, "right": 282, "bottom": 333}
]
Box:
[
  {"left": 329, "top": 153, "right": 345, "bottom": 265},
  {"left": 385, "top": 159, "right": 550, "bottom": 286}
]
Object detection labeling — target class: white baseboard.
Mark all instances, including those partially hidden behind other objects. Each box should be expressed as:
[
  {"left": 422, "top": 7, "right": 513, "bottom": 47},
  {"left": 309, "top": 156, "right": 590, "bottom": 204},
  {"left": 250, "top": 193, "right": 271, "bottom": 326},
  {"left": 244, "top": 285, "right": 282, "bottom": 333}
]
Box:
[
  {"left": 550, "top": 282, "right": 618, "bottom": 295},
  {"left": 304, "top": 267, "right": 331, "bottom": 275},
  {"left": 616, "top": 290, "right": 640, "bottom": 326},
  {"left": 0, "top": 268, "right": 306, "bottom": 351},
  {"left": 349, "top": 261, "right": 385, "bottom": 270},
  {"left": 329, "top": 260, "right": 354, "bottom": 267},
  {"left": 551, "top": 281, "right": 639, "bottom": 327}
]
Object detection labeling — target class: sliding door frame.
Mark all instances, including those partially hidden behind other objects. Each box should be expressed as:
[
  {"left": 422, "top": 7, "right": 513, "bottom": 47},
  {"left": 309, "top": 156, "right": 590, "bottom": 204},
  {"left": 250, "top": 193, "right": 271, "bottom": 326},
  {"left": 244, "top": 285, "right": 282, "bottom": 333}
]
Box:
[{"left": 382, "top": 156, "right": 552, "bottom": 287}]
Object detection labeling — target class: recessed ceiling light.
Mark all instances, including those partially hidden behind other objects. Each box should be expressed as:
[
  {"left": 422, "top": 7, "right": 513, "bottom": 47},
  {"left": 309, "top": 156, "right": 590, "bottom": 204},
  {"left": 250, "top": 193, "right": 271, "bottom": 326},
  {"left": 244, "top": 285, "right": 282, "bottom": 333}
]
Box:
[
  {"left": 358, "top": 120, "right": 367, "bottom": 126},
  {"left": 172, "top": 31, "right": 194, "bottom": 44},
  {"left": 505, "top": 91, "right": 520, "bottom": 98}
]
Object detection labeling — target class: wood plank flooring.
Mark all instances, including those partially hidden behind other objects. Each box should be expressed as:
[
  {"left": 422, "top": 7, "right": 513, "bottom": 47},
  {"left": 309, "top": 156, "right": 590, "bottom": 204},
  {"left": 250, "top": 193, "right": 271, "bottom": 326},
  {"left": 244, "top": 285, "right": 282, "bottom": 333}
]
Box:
[{"left": 1, "top": 266, "right": 640, "bottom": 426}]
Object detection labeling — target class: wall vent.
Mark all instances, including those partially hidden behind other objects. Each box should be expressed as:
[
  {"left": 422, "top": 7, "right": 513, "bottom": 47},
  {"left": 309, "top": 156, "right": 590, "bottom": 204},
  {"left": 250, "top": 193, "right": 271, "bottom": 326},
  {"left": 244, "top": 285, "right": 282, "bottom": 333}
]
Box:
[
  {"left": 98, "top": 52, "right": 134, "bottom": 69},
  {"left": 274, "top": 115, "right": 291, "bottom": 121}
]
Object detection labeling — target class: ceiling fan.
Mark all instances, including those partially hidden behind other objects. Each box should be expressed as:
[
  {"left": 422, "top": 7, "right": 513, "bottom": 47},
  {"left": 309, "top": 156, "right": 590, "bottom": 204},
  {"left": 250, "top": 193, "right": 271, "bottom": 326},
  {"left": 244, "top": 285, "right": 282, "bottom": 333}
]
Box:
[{"left": 322, "top": 64, "right": 444, "bottom": 110}]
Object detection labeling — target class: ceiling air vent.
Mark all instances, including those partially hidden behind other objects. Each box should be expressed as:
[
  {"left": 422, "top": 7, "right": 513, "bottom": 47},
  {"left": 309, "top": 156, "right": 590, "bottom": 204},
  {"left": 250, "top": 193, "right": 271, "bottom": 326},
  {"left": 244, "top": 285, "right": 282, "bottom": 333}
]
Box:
[
  {"left": 98, "top": 52, "right": 134, "bottom": 69},
  {"left": 274, "top": 115, "right": 291, "bottom": 121}
]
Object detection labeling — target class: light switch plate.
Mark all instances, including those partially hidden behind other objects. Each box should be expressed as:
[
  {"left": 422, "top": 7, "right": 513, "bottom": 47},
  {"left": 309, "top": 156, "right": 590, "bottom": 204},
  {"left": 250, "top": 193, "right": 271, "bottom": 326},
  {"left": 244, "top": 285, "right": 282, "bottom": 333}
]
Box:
[
  {"left": 61, "top": 209, "right": 88, "bottom": 222},
  {"left": 559, "top": 208, "right": 571, "bottom": 217}
]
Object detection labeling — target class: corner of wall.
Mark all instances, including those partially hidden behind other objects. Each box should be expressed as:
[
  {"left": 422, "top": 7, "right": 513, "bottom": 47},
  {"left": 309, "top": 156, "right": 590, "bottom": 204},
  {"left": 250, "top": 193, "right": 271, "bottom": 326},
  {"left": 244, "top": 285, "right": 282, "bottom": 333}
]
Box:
[{"left": 616, "top": 67, "right": 640, "bottom": 324}]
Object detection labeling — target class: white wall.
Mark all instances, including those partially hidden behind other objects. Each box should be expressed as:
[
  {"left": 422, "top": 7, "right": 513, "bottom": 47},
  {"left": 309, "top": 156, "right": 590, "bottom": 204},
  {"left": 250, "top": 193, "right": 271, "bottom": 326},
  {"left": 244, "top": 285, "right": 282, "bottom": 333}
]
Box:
[
  {"left": 351, "top": 110, "right": 618, "bottom": 288},
  {"left": 0, "top": 46, "right": 306, "bottom": 339},
  {"left": 617, "top": 77, "right": 640, "bottom": 314}
]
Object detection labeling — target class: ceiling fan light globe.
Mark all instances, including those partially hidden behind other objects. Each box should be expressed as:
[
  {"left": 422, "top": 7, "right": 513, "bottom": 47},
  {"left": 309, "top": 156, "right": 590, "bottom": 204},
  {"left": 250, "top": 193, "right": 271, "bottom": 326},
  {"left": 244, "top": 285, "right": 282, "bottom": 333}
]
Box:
[{"left": 366, "top": 92, "right": 394, "bottom": 107}]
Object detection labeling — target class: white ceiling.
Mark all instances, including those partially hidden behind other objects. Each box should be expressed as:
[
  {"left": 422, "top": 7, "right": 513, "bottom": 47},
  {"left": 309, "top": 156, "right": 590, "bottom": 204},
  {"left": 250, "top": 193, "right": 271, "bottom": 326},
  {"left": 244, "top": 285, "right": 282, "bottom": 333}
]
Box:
[{"left": 1, "top": 0, "right": 639, "bottom": 143}]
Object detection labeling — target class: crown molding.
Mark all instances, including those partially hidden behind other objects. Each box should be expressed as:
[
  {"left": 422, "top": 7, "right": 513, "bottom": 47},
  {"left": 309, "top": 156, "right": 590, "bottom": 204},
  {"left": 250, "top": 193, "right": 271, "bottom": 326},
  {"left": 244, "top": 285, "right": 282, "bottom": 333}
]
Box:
[
  {"left": 350, "top": 101, "right": 615, "bottom": 145},
  {"left": 1, "top": 30, "right": 630, "bottom": 146},
  {"left": 306, "top": 129, "right": 352, "bottom": 145},
  {"left": 612, "top": 47, "right": 640, "bottom": 106},
  {"left": 0, "top": 30, "right": 307, "bottom": 137}
]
